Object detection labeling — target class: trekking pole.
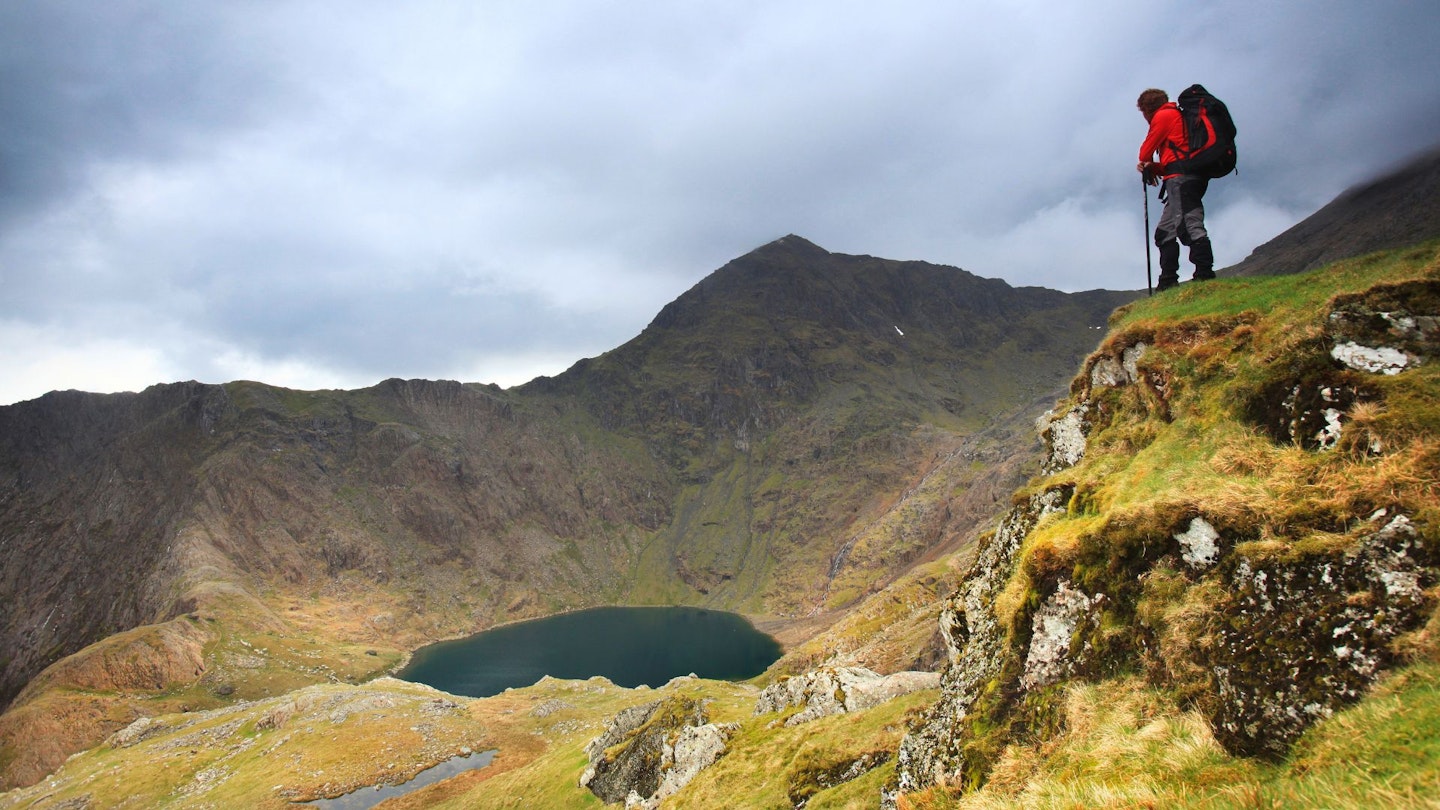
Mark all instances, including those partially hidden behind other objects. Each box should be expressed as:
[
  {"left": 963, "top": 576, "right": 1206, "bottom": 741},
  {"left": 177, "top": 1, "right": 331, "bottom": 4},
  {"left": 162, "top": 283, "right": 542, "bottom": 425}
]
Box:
[{"left": 1142, "top": 176, "right": 1153, "bottom": 296}]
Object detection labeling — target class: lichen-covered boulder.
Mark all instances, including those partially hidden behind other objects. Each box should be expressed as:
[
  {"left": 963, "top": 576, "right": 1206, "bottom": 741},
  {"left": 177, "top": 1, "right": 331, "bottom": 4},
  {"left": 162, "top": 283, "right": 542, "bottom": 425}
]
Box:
[
  {"left": 754, "top": 666, "right": 939, "bottom": 726},
  {"left": 1088, "top": 342, "right": 1148, "bottom": 389},
  {"left": 1204, "top": 513, "right": 1432, "bottom": 758},
  {"left": 579, "top": 695, "right": 736, "bottom": 809},
  {"left": 1039, "top": 340, "right": 1152, "bottom": 475},
  {"left": 1037, "top": 404, "right": 1090, "bottom": 474},
  {"left": 891, "top": 488, "right": 1068, "bottom": 801},
  {"left": 1020, "top": 580, "right": 1104, "bottom": 690},
  {"left": 651, "top": 720, "right": 739, "bottom": 805},
  {"left": 1175, "top": 516, "right": 1222, "bottom": 571}
]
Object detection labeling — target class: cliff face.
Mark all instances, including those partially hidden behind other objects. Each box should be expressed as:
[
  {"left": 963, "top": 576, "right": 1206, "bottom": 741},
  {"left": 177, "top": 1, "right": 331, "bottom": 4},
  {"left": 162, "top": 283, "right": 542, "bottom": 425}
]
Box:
[
  {"left": 0, "top": 383, "right": 228, "bottom": 712},
  {"left": 890, "top": 241, "right": 1440, "bottom": 804}
]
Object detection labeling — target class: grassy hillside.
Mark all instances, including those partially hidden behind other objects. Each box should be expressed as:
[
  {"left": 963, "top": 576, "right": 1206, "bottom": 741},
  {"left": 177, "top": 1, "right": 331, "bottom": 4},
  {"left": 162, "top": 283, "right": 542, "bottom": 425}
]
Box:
[{"left": 894, "top": 239, "right": 1440, "bottom": 807}]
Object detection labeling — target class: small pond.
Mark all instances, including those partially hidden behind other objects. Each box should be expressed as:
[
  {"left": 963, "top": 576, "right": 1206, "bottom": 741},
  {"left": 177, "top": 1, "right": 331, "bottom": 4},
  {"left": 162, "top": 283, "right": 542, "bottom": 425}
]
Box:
[
  {"left": 396, "top": 606, "right": 782, "bottom": 698},
  {"left": 303, "top": 749, "right": 496, "bottom": 809}
]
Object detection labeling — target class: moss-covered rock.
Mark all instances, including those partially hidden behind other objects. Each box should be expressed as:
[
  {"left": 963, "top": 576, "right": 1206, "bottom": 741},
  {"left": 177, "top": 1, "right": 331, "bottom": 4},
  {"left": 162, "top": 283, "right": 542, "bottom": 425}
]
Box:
[
  {"left": 580, "top": 694, "right": 739, "bottom": 808},
  {"left": 1204, "top": 513, "right": 1433, "bottom": 758}
]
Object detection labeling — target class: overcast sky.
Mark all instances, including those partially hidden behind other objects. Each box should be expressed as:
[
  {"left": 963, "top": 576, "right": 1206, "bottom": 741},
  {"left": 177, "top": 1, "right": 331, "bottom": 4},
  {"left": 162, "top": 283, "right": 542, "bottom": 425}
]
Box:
[{"left": 3, "top": 1, "right": 1438, "bottom": 405}]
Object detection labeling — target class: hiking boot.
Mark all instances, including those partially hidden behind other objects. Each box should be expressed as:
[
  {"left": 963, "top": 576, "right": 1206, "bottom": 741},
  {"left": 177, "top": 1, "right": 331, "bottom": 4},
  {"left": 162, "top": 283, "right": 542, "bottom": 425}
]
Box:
[
  {"left": 1189, "top": 239, "right": 1215, "bottom": 281},
  {"left": 1156, "top": 275, "right": 1180, "bottom": 292}
]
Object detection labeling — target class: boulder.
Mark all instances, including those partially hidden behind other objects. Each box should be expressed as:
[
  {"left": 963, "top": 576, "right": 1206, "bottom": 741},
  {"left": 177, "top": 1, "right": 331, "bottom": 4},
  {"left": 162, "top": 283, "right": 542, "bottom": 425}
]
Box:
[
  {"left": 754, "top": 666, "right": 940, "bottom": 726},
  {"left": 580, "top": 695, "right": 738, "bottom": 809}
]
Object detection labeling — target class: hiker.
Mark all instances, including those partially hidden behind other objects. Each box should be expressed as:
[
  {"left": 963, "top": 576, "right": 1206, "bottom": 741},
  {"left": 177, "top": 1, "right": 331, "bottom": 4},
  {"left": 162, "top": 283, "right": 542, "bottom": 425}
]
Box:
[{"left": 1137, "top": 88, "right": 1215, "bottom": 291}]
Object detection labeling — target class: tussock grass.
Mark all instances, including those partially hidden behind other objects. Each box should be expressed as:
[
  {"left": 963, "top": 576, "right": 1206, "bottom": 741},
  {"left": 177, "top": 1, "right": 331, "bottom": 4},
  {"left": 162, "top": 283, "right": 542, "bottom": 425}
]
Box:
[{"left": 1054, "top": 242, "right": 1440, "bottom": 549}]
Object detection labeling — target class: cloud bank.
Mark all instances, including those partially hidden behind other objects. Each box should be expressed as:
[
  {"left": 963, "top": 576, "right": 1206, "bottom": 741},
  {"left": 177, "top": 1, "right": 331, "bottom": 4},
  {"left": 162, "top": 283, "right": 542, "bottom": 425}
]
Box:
[{"left": 2, "top": 0, "right": 1437, "bottom": 404}]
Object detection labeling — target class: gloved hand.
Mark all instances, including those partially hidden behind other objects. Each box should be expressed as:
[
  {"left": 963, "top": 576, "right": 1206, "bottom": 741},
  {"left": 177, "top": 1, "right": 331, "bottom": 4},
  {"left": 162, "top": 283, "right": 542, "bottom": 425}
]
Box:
[{"left": 1141, "top": 162, "right": 1164, "bottom": 186}]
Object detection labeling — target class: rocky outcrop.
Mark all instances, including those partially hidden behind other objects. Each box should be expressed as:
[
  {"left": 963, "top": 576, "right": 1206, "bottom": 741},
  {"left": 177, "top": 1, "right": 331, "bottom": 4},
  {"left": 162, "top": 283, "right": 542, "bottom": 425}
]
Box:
[
  {"left": 1205, "top": 513, "right": 1432, "bottom": 757},
  {"left": 889, "top": 287, "right": 1440, "bottom": 806},
  {"left": 1037, "top": 341, "right": 1150, "bottom": 474},
  {"left": 1250, "top": 277, "right": 1438, "bottom": 452},
  {"left": 753, "top": 666, "right": 940, "bottom": 726},
  {"left": 580, "top": 695, "right": 738, "bottom": 810},
  {"left": 893, "top": 337, "right": 1163, "bottom": 802},
  {"left": 891, "top": 487, "right": 1068, "bottom": 800},
  {"left": 1036, "top": 404, "right": 1090, "bottom": 474},
  {"left": 1019, "top": 581, "right": 1103, "bottom": 691},
  {"left": 1328, "top": 279, "right": 1439, "bottom": 373},
  {"left": 1175, "top": 517, "right": 1222, "bottom": 571}
]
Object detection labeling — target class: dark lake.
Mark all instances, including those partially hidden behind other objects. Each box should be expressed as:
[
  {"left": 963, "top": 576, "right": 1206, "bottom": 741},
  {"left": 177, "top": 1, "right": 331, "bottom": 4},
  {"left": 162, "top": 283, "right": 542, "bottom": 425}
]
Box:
[{"left": 396, "top": 606, "right": 782, "bottom": 698}]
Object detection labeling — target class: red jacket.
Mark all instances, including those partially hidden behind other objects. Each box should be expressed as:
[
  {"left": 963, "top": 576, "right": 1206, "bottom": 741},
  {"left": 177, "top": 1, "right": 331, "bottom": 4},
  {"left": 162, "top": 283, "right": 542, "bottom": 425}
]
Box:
[{"left": 1139, "top": 102, "right": 1188, "bottom": 178}]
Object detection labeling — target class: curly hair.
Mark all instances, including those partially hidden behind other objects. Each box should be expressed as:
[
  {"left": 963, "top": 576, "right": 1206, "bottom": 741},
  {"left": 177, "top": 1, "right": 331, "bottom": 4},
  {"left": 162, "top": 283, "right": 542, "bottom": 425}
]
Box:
[{"left": 1136, "top": 88, "right": 1169, "bottom": 116}]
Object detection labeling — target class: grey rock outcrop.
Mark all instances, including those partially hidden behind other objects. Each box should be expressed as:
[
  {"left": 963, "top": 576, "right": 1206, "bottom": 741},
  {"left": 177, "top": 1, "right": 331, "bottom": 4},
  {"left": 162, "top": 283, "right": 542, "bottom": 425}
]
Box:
[
  {"left": 1088, "top": 342, "right": 1148, "bottom": 389},
  {"left": 1205, "top": 513, "right": 1432, "bottom": 757},
  {"left": 579, "top": 695, "right": 737, "bottom": 809},
  {"left": 754, "top": 666, "right": 940, "bottom": 727},
  {"left": 1175, "top": 516, "right": 1222, "bottom": 571},
  {"left": 891, "top": 487, "right": 1068, "bottom": 800},
  {"left": 1019, "top": 580, "right": 1103, "bottom": 691},
  {"left": 1038, "top": 341, "right": 1149, "bottom": 475},
  {"left": 1327, "top": 285, "right": 1438, "bottom": 377},
  {"left": 1261, "top": 278, "right": 1439, "bottom": 452},
  {"left": 1037, "top": 405, "right": 1090, "bottom": 474}
]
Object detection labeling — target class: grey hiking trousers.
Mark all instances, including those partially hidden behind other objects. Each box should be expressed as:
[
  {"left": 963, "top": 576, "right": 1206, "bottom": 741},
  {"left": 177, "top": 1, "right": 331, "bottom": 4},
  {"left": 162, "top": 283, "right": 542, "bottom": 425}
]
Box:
[{"left": 1154, "top": 174, "right": 1213, "bottom": 281}]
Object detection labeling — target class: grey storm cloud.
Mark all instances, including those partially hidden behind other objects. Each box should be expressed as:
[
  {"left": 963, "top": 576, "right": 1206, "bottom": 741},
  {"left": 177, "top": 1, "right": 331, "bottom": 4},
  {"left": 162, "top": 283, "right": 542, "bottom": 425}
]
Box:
[{"left": 1, "top": 0, "right": 1438, "bottom": 405}]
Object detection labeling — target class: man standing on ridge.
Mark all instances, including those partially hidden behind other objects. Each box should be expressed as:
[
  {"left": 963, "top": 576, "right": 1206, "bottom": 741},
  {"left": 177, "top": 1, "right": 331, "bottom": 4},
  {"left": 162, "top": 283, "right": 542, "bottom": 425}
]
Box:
[{"left": 1137, "top": 88, "right": 1215, "bottom": 291}]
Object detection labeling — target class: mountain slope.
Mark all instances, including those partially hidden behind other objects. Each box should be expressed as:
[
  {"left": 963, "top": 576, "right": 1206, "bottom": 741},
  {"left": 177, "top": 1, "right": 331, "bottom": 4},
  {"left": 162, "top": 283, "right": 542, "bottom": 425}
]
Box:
[
  {"left": 526, "top": 235, "right": 1132, "bottom": 613},
  {"left": 1224, "top": 144, "right": 1440, "bottom": 278},
  {"left": 0, "top": 237, "right": 1135, "bottom": 788}
]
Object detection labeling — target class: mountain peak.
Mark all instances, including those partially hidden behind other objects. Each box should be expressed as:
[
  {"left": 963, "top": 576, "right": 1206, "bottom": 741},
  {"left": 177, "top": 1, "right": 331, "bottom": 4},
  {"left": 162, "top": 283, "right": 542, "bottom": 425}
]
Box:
[{"left": 745, "top": 234, "right": 830, "bottom": 260}]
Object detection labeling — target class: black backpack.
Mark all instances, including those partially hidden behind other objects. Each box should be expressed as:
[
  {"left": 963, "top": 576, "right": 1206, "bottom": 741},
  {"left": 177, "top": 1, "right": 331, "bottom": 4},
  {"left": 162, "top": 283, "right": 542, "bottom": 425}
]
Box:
[{"left": 1169, "top": 84, "right": 1237, "bottom": 178}]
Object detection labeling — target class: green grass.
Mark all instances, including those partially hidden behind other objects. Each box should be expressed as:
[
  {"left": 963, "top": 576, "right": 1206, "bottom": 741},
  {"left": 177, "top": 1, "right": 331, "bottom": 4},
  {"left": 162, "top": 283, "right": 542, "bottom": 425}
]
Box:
[
  {"left": 673, "top": 688, "right": 935, "bottom": 810},
  {"left": 1110, "top": 241, "right": 1440, "bottom": 334},
  {"left": 902, "top": 658, "right": 1440, "bottom": 809}
]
